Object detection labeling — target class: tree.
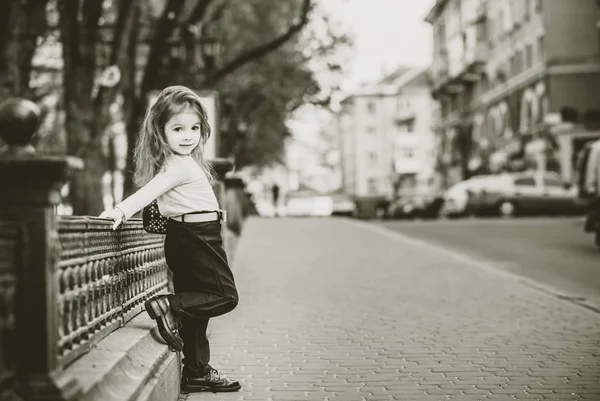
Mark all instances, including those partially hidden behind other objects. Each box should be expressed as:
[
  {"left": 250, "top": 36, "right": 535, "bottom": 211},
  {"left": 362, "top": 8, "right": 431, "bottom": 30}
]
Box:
[
  {"left": 4, "top": 0, "right": 346, "bottom": 214},
  {"left": 55, "top": 0, "right": 138, "bottom": 214},
  {"left": 0, "top": 0, "right": 49, "bottom": 100},
  {"left": 121, "top": 0, "right": 319, "bottom": 197},
  {"left": 214, "top": 0, "right": 351, "bottom": 168}
]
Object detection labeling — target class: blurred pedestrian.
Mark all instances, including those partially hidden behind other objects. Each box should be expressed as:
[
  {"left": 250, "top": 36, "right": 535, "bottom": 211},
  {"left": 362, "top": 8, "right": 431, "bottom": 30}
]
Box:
[
  {"left": 99, "top": 85, "right": 240, "bottom": 393},
  {"left": 583, "top": 140, "right": 600, "bottom": 232},
  {"left": 272, "top": 183, "right": 280, "bottom": 216}
]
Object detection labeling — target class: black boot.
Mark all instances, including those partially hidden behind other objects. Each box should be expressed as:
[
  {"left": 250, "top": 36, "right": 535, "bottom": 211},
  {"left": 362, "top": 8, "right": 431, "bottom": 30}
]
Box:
[
  {"left": 144, "top": 294, "right": 184, "bottom": 352},
  {"left": 181, "top": 368, "right": 241, "bottom": 393}
]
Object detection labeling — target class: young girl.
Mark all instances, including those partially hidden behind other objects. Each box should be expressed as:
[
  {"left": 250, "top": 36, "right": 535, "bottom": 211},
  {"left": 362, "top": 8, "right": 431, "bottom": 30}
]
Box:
[{"left": 99, "top": 85, "right": 240, "bottom": 393}]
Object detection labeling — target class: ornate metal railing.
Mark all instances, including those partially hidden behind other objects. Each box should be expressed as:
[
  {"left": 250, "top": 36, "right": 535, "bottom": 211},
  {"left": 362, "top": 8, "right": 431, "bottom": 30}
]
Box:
[
  {"left": 0, "top": 222, "right": 24, "bottom": 401},
  {"left": 56, "top": 217, "right": 168, "bottom": 367}
]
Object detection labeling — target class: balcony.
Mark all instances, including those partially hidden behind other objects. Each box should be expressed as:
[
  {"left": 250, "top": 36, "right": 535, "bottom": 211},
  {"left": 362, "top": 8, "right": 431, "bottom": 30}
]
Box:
[
  {"left": 457, "top": 42, "right": 487, "bottom": 83},
  {"left": 474, "top": 2, "right": 486, "bottom": 22},
  {"left": 430, "top": 58, "right": 464, "bottom": 98},
  {"left": 394, "top": 108, "right": 416, "bottom": 125},
  {"left": 431, "top": 56, "right": 449, "bottom": 84}
]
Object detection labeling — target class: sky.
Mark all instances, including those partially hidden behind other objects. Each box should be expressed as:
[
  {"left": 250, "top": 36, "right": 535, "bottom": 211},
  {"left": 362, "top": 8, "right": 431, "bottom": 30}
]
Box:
[
  {"left": 289, "top": 0, "right": 436, "bottom": 143},
  {"left": 326, "top": 0, "right": 436, "bottom": 91}
]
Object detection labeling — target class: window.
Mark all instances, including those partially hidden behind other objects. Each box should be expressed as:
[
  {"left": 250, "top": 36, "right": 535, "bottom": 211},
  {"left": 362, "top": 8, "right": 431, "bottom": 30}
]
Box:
[
  {"left": 535, "top": 0, "right": 542, "bottom": 12},
  {"left": 367, "top": 178, "right": 378, "bottom": 193},
  {"left": 516, "top": 49, "right": 523, "bottom": 73},
  {"left": 537, "top": 35, "right": 545, "bottom": 61},
  {"left": 510, "top": 54, "right": 517, "bottom": 75},
  {"left": 543, "top": 176, "right": 563, "bottom": 187},
  {"left": 503, "top": 4, "right": 513, "bottom": 30},
  {"left": 497, "top": 60, "right": 509, "bottom": 83},
  {"left": 513, "top": 0, "right": 524, "bottom": 25},
  {"left": 396, "top": 148, "right": 414, "bottom": 159},
  {"left": 480, "top": 74, "right": 489, "bottom": 91},
  {"left": 525, "top": 43, "right": 533, "bottom": 68},
  {"left": 435, "top": 23, "right": 446, "bottom": 46},
  {"left": 514, "top": 177, "right": 536, "bottom": 186},
  {"left": 476, "top": 20, "right": 487, "bottom": 43},
  {"left": 368, "top": 152, "right": 377, "bottom": 166},
  {"left": 367, "top": 101, "right": 376, "bottom": 113},
  {"left": 524, "top": 0, "right": 530, "bottom": 20}
]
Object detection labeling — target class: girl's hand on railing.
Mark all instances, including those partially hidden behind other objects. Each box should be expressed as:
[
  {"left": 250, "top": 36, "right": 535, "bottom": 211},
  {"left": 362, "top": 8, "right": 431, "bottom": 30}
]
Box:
[{"left": 99, "top": 208, "right": 125, "bottom": 230}]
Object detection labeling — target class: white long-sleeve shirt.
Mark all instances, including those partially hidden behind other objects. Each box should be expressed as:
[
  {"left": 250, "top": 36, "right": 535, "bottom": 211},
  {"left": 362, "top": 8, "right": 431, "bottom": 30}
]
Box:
[
  {"left": 116, "top": 155, "right": 219, "bottom": 219},
  {"left": 585, "top": 139, "right": 600, "bottom": 196}
]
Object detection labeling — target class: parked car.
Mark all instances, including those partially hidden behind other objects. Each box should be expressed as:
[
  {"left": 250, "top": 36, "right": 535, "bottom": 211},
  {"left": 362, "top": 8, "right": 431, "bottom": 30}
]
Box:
[
  {"left": 387, "top": 191, "right": 444, "bottom": 219},
  {"left": 374, "top": 199, "right": 392, "bottom": 219},
  {"left": 440, "top": 176, "right": 490, "bottom": 218},
  {"left": 330, "top": 193, "right": 356, "bottom": 217},
  {"left": 466, "top": 172, "right": 579, "bottom": 218},
  {"left": 284, "top": 191, "right": 334, "bottom": 217}
]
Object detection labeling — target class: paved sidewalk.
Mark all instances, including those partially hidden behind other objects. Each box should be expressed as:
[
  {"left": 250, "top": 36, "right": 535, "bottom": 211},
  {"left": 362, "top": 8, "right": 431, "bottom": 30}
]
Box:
[{"left": 186, "top": 218, "right": 600, "bottom": 401}]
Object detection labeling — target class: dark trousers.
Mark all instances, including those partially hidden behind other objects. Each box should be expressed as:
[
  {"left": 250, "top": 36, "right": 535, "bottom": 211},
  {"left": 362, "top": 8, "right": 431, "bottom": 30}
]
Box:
[
  {"left": 164, "top": 218, "right": 239, "bottom": 378},
  {"left": 179, "top": 315, "right": 210, "bottom": 377}
]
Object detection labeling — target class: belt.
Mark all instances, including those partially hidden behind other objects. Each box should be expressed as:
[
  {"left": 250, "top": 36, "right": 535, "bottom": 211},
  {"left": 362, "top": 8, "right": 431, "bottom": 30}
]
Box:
[{"left": 170, "top": 210, "right": 226, "bottom": 223}]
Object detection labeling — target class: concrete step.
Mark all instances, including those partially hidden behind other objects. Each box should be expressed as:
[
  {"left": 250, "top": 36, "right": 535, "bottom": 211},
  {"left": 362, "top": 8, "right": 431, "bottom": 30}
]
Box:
[{"left": 63, "top": 313, "right": 181, "bottom": 401}]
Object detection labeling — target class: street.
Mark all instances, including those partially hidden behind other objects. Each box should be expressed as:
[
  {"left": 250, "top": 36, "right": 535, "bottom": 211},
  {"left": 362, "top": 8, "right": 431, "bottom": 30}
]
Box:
[
  {"left": 378, "top": 217, "right": 600, "bottom": 310},
  {"left": 186, "top": 217, "right": 600, "bottom": 400}
]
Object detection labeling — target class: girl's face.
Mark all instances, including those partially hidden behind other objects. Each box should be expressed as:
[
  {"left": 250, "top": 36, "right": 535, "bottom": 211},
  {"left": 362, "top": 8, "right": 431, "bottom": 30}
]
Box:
[{"left": 163, "top": 110, "right": 202, "bottom": 155}]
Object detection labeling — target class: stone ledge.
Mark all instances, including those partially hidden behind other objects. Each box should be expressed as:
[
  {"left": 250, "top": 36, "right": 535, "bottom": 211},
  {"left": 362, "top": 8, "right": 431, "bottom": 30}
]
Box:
[{"left": 63, "top": 313, "right": 181, "bottom": 401}]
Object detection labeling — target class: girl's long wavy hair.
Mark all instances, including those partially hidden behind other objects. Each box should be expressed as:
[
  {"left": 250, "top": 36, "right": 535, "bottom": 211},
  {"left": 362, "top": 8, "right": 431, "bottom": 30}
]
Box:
[{"left": 133, "top": 85, "right": 215, "bottom": 186}]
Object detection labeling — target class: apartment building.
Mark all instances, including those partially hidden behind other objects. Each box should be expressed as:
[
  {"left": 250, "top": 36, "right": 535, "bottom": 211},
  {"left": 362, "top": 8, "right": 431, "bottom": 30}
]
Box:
[
  {"left": 386, "top": 69, "right": 439, "bottom": 196},
  {"left": 426, "top": 0, "right": 600, "bottom": 187},
  {"left": 337, "top": 67, "right": 436, "bottom": 216}
]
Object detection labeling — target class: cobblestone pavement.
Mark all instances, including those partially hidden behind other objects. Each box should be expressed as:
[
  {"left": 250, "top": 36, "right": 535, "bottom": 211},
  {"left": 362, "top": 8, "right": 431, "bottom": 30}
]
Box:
[{"left": 186, "top": 217, "right": 600, "bottom": 401}]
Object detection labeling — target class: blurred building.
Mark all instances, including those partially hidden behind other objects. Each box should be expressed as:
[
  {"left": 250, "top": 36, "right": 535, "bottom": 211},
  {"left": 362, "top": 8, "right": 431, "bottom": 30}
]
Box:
[
  {"left": 426, "top": 0, "right": 600, "bottom": 187},
  {"left": 385, "top": 68, "right": 440, "bottom": 196},
  {"left": 285, "top": 137, "right": 340, "bottom": 193},
  {"left": 337, "top": 67, "right": 437, "bottom": 216}
]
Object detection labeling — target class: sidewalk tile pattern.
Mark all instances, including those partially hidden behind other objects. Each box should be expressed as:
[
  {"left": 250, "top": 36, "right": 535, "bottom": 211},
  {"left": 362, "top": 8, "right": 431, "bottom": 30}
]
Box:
[{"left": 186, "top": 218, "right": 600, "bottom": 400}]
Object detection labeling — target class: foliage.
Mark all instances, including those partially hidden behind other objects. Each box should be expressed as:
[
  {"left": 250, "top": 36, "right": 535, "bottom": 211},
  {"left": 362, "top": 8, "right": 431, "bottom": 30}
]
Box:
[
  {"left": 0, "top": 0, "right": 49, "bottom": 100},
  {"left": 215, "top": 0, "right": 352, "bottom": 168},
  {"left": 1, "top": 0, "right": 352, "bottom": 215}
]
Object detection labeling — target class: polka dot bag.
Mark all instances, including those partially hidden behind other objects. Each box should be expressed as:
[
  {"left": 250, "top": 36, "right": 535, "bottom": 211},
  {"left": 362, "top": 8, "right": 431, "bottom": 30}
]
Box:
[{"left": 142, "top": 200, "right": 168, "bottom": 234}]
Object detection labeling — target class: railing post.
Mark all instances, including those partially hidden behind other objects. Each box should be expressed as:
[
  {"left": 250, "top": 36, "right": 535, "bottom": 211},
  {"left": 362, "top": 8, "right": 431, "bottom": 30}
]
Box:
[
  {"left": 224, "top": 176, "right": 246, "bottom": 236},
  {"left": 209, "top": 158, "right": 234, "bottom": 253},
  {"left": 210, "top": 158, "right": 234, "bottom": 210},
  {"left": 0, "top": 98, "right": 83, "bottom": 400}
]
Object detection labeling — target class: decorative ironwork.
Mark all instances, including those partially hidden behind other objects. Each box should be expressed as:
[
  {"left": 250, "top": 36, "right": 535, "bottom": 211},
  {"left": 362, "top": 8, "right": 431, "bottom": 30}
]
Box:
[
  {"left": 0, "top": 222, "right": 24, "bottom": 401},
  {"left": 56, "top": 216, "right": 168, "bottom": 367}
]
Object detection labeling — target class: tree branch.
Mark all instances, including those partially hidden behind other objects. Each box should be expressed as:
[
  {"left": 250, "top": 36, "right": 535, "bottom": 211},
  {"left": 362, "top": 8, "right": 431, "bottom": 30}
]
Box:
[
  {"left": 57, "top": 0, "right": 79, "bottom": 65},
  {"left": 0, "top": 0, "right": 18, "bottom": 57},
  {"left": 185, "top": 0, "right": 213, "bottom": 25},
  {"left": 109, "top": 0, "right": 135, "bottom": 65},
  {"left": 18, "top": 0, "right": 49, "bottom": 95},
  {"left": 205, "top": 0, "right": 227, "bottom": 24},
  {"left": 141, "top": 0, "right": 186, "bottom": 95},
  {"left": 80, "top": 0, "right": 103, "bottom": 75},
  {"left": 201, "top": 0, "right": 312, "bottom": 87},
  {"left": 58, "top": 0, "right": 102, "bottom": 153},
  {"left": 92, "top": 0, "right": 136, "bottom": 137}
]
